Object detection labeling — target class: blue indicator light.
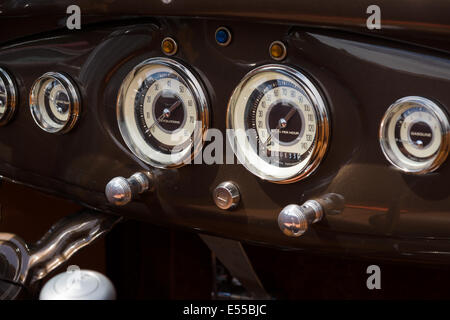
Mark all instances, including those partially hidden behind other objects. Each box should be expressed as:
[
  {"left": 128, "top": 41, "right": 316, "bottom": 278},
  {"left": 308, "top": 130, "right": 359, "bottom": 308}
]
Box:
[
  {"left": 215, "top": 27, "right": 231, "bottom": 46},
  {"left": 216, "top": 30, "right": 228, "bottom": 44}
]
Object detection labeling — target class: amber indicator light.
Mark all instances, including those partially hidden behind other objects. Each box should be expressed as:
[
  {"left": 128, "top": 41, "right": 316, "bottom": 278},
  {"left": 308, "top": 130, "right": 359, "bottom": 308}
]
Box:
[
  {"left": 161, "top": 37, "right": 178, "bottom": 56},
  {"left": 269, "top": 41, "right": 287, "bottom": 61}
]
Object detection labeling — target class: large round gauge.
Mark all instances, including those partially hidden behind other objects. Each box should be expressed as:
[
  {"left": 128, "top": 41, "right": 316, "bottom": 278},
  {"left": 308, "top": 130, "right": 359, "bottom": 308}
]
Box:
[
  {"left": 379, "top": 96, "right": 450, "bottom": 174},
  {"left": 227, "top": 65, "right": 330, "bottom": 183},
  {"left": 30, "top": 72, "right": 80, "bottom": 134},
  {"left": 117, "top": 58, "right": 209, "bottom": 168},
  {"left": 0, "top": 67, "right": 17, "bottom": 126}
]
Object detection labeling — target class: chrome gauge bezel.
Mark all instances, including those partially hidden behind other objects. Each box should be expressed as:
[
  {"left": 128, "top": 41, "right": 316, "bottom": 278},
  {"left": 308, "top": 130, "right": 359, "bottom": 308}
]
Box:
[
  {"left": 379, "top": 96, "right": 450, "bottom": 174},
  {"left": 29, "top": 72, "right": 81, "bottom": 134},
  {"left": 0, "top": 67, "right": 17, "bottom": 126},
  {"left": 116, "top": 57, "right": 209, "bottom": 169},
  {"left": 226, "top": 64, "right": 330, "bottom": 184}
]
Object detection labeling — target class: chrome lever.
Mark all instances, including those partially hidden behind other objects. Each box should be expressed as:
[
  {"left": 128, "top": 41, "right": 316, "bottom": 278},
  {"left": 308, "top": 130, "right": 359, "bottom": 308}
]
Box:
[{"left": 0, "top": 210, "right": 121, "bottom": 300}]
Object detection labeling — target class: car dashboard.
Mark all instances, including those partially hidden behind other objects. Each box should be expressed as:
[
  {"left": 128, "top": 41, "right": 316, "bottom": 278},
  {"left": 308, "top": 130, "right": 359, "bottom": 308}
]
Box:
[{"left": 1, "top": 0, "right": 450, "bottom": 266}]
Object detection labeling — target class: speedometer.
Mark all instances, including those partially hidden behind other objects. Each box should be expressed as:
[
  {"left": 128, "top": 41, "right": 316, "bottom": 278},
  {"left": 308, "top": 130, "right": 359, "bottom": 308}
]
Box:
[
  {"left": 117, "top": 58, "right": 209, "bottom": 168},
  {"left": 227, "top": 65, "right": 330, "bottom": 183}
]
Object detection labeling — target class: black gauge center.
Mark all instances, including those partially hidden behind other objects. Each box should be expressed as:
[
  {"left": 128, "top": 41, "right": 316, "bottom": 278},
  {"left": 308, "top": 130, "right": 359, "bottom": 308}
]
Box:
[
  {"left": 268, "top": 102, "right": 302, "bottom": 143},
  {"left": 409, "top": 121, "right": 433, "bottom": 148},
  {"left": 55, "top": 90, "right": 70, "bottom": 114},
  {"left": 154, "top": 92, "right": 185, "bottom": 132}
]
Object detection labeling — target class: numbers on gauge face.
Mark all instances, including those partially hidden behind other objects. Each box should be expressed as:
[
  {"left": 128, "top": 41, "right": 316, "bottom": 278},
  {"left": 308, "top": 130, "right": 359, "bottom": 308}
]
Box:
[
  {"left": 227, "top": 66, "right": 329, "bottom": 183},
  {"left": 133, "top": 71, "right": 198, "bottom": 155},
  {"left": 117, "top": 58, "right": 208, "bottom": 168},
  {"left": 246, "top": 79, "right": 317, "bottom": 167}
]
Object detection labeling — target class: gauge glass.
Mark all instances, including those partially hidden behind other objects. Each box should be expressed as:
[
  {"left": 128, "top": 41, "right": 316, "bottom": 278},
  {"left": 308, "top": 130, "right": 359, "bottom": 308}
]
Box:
[
  {"left": 0, "top": 78, "right": 6, "bottom": 117},
  {"left": 29, "top": 72, "right": 80, "bottom": 134},
  {"left": 0, "top": 68, "right": 17, "bottom": 126},
  {"left": 379, "top": 96, "right": 450, "bottom": 173},
  {"left": 117, "top": 58, "right": 209, "bottom": 168},
  {"left": 227, "top": 65, "right": 330, "bottom": 183}
]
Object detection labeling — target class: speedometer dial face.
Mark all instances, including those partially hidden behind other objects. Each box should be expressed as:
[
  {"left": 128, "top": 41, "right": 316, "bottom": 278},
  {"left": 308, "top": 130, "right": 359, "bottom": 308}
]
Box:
[
  {"left": 227, "top": 65, "right": 330, "bottom": 183},
  {"left": 117, "top": 58, "right": 209, "bottom": 168},
  {"left": 379, "top": 96, "right": 450, "bottom": 174}
]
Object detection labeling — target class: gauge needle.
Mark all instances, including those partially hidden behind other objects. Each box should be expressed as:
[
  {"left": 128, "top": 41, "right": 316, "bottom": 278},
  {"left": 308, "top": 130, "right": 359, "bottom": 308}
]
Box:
[
  {"left": 166, "top": 100, "right": 182, "bottom": 115},
  {"left": 396, "top": 139, "right": 425, "bottom": 148},
  {"left": 281, "top": 107, "right": 297, "bottom": 127},
  {"left": 147, "top": 100, "right": 181, "bottom": 132},
  {"left": 264, "top": 106, "right": 297, "bottom": 147}
]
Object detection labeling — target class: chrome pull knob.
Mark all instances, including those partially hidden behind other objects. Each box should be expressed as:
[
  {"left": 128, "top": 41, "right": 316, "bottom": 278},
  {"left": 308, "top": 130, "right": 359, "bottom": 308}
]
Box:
[
  {"left": 278, "top": 201, "right": 323, "bottom": 237},
  {"left": 105, "top": 172, "right": 154, "bottom": 206},
  {"left": 213, "top": 181, "right": 240, "bottom": 210},
  {"left": 278, "top": 193, "right": 344, "bottom": 237}
]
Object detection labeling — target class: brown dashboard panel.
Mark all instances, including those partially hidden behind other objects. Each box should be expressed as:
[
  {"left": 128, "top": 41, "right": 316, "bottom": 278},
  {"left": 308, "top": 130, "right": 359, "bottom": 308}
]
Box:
[{"left": 1, "top": 17, "right": 450, "bottom": 262}]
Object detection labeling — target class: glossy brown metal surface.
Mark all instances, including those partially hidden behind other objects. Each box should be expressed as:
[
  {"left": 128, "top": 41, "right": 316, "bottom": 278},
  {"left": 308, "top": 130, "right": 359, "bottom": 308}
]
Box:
[
  {"left": 2, "top": 0, "right": 450, "bottom": 53},
  {"left": 1, "top": 15, "right": 450, "bottom": 262}
]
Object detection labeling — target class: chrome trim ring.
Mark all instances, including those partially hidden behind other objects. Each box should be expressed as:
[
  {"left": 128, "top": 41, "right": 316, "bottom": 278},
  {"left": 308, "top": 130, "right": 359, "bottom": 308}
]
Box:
[
  {"left": 116, "top": 57, "right": 210, "bottom": 169},
  {"left": 379, "top": 96, "right": 450, "bottom": 174},
  {"left": 226, "top": 64, "right": 330, "bottom": 184},
  {"left": 29, "top": 72, "right": 81, "bottom": 134},
  {"left": 0, "top": 67, "right": 17, "bottom": 126}
]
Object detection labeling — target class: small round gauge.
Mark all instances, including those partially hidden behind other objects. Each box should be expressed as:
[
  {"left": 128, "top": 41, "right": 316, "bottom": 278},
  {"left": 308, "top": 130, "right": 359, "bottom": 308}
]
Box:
[
  {"left": 117, "top": 57, "right": 209, "bottom": 168},
  {"left": 0, "top": 67, "right": 17, "bottom": 126},
  {"left": 379, "top": 96, "right": 450, "bottom": 174},
  {"left": 30, "top": 72, "right": 80, "bottom": 134},
  {"left": 227, "top": 65, "right": 330, "bottom": 183}
]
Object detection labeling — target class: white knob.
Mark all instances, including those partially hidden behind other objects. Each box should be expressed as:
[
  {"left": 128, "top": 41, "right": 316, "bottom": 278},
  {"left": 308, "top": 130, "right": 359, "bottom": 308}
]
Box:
[{"left": 39, "top": 265, "right": 116, "bottom": 300}]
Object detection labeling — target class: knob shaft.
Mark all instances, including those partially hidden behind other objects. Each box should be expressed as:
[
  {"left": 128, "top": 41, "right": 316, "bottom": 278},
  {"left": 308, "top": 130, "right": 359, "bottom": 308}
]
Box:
[{"left": 105, "top": 172, "right": 153, "bottom": 206}]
